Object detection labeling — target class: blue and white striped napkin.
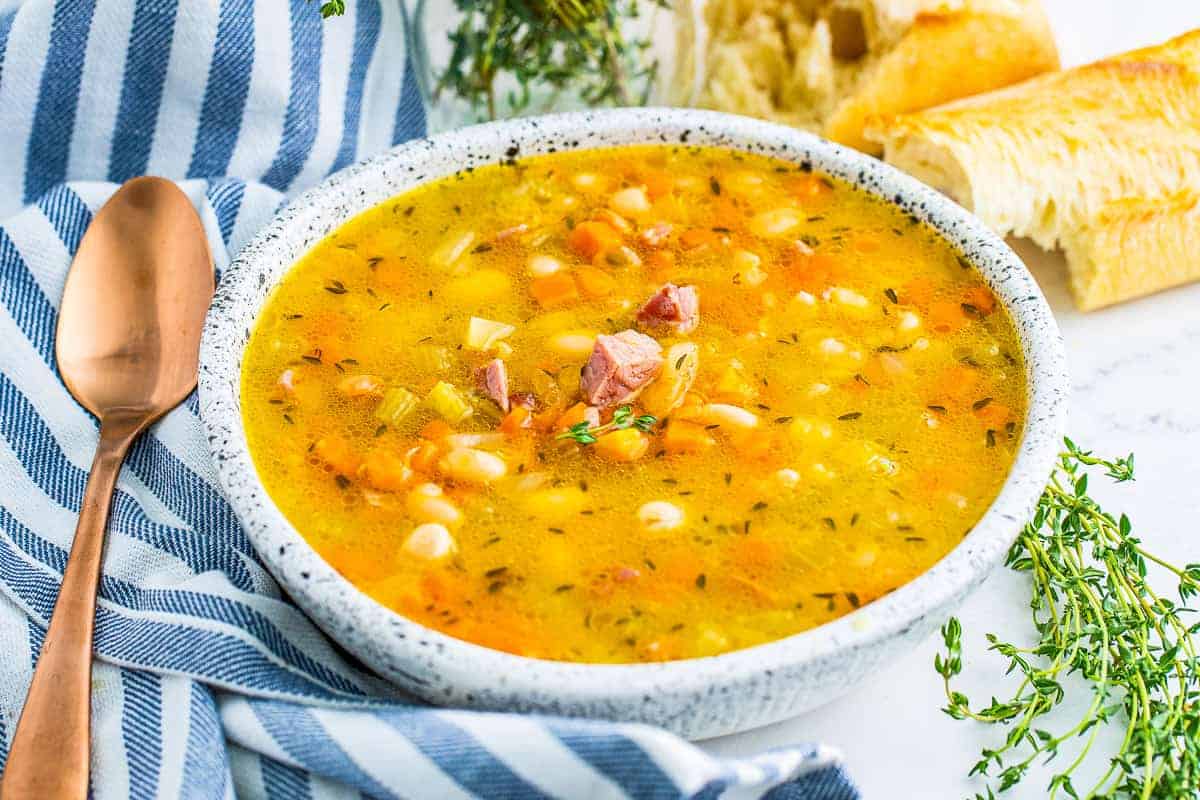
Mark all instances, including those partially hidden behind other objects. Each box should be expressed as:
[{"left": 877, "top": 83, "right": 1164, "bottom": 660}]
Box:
[{"left": 0, "top": 2, "right": 860, "bottom": 797}]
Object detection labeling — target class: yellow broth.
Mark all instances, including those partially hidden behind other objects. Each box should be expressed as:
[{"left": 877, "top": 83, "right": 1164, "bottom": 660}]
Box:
[{"left": 241, "top": 145, "right": 1026, "bottom": 663}]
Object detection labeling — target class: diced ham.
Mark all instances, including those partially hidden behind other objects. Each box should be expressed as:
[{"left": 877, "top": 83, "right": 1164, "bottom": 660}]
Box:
[
  {"left": 580, "top": 330, "right": 663, "bottom": 408},
  {"left": 476, "top": 359, "right": 510, "bottom": 412},
  {"left": 636, "top": 283, "right": 700, "bottom": 335}
]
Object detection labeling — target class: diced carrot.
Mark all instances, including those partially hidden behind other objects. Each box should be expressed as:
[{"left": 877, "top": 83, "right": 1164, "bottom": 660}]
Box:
[
  {"left": 974, "top": 401, "right": 1012, "bottom": 427},
  {"left": 662, "top": 420, "right": 715, "bottom": 454},
  {"left": 530, "top": 272, "right": 579, "bottom": 307},
  {"left": 642, "top": 169, "right": 674, "bottom": 200},
  {"left": 314, "top": 435, "right": 360, "bottom": 476},
  {"left": 567, "top": 220, "right": 622, "bottom": 260},
  {"left": 929, "top": 300, "right": 967, "bottom": 334},
  {"left": 574, "top": 266, "right": 617, "bottom": 298},
  {"left": 962, "top": 286, "right": 997, "bottom": 315},
  {"left": 593, "top": 428, "right": 649, "bottom": 462},
  {"left": 931, "top": 365, "right": 981, "bottom": 406},
  {"left": 360, "top": 450, "right": 411, "bottom": 491},
  {"left": 734, "top": 430, "right": 779, "bottom": 462},
  {"left": 499, "top": 405, "right": 533, "bottom": 434},
  {"left": 555, "top": 402, "right": 599, "bottom": 432},
  {"left": 419, "top": 419, "right": 453, "bottom": 440},
  {"left": 788, "top": 253, "right": 839, "bottom": 295},
  {"left": 900, "top": 277, "right": 935, "bottom": 307},
  {"left": 679, "top": 228, "right": 718, "bottom": 250},
  {"left": 408, "top": 442, "right": 441, "bottom": 473}
]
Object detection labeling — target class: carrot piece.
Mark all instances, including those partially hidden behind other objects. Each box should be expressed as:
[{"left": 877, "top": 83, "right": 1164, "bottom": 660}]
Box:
[
  {"left": 788, "top": 253, "right": 839, "bottom": 295},
  {"left": 662, "top": 420, "right": 715, "bottom": 454},
  {"left": 360, "top": 450, "right": 411, "bottom": 491},
  {"left": 900, "top": 277, "right": 935, "bottom": 307},
  {"left": 975, "top": 401, "right": 1012, "bottom": 427},
  {"left": 574, "top": 266, "right": 617, "bottom": 298},
  {"left": 929, "top": 300, "right": 967, "bottom": 334},
  {"left": 962, "top": 285, "right": 997, "bottom": 315},
  {"left": 733, "top": 430, "right": 779, "bottom": 462},
  {"left": 499, "top": 405, "right": 533, "bottom": 434},
  {"left": 409, "top": 442, "right": 441, "bottom": 473},
  {"left": 419, "top": 419, "right": 453, "bottom": 440},
  {"left": 679, "top": 228, "right": 718, "bottom": 250},
  {"left": 931, "top": 365, "right": 982, "bottom": 407},
  {"left": 555, "top": 402, "right": 599, "bottom": 432},
  {"left": 566, "top": 220, "right": 622, "bottom": 260},
  {"left": 642, "top": 169, "right": 674, "bottom": 200},
  {"left": 314, "top": 435, "right": 361, "bottom": 476},
  {"left": 530, "top": 272, "right": 580, "bottom": 307},
  {"left": 593, "top": 429, "right": 649, "bottom": 462}
]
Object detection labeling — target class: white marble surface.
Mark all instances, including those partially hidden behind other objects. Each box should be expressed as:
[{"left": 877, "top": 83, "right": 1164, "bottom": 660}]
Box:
[{"left": 702, "top": 3, "right": 1200, "bottom": 797}]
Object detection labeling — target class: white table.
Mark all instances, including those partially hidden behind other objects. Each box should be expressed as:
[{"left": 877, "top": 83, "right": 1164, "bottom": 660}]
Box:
[{"left": 703, "top": 4, "right": 1200, "bottom": 797}]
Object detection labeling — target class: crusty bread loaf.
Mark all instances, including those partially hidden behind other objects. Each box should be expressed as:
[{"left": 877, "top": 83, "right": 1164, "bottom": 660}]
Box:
[
  {"left": 670, "top": 0, "right": 1059, "bottom": 154},
  {"left": 868, "top": 30, "right": 1200, "bottom": 310}
]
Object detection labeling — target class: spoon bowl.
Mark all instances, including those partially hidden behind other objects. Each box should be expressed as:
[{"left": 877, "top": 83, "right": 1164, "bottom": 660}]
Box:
[
  {"left": 55, "top": 177, "right": 213, "bottom": 421},
  {"left": 2, "top": 177, "right": 213, "bottom": 800}
]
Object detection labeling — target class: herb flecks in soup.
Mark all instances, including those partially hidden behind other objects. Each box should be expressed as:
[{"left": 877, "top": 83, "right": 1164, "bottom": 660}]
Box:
[{"left": 242, "top": 145, "right": 1026, "bottom": 663}]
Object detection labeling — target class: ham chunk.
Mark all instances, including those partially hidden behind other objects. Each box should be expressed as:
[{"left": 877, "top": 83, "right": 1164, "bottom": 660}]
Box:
[
  {"left": 636, "top": 283, "right": 699, "bottom": 334},
  {"left": 476, "top": 358, "right": 510, "bottom": 412},
  {"left": 580, "top": 330, "right": 663, "bottom": 408}
]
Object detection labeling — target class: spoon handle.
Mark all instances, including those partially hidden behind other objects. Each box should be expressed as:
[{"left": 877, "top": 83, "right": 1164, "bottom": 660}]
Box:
[{"left": 2, "top": 418, "right": 140, "bottom": 800}]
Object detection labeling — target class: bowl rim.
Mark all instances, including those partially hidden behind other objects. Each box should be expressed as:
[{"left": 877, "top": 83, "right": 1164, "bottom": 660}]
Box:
[{"left": 199, "top": 107, "right": 1067, "bottom": 705}]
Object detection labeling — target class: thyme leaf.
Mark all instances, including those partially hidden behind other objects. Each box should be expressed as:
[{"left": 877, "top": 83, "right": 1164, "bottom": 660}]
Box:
[{"left": 555, "top": 404, "right": 657, "bottom": 445}]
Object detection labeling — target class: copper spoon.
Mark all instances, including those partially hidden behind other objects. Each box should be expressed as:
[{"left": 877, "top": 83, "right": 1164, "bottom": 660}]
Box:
[{"left": 1, "top": 177, "right": 213, "bottom": 799}]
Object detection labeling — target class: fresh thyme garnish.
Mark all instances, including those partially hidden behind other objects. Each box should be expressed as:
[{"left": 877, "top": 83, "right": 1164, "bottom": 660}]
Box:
[
  {"left": 556, "top": 404, "right": 656, "bottom": 445},
  {"left": 935, "top": 439, "right": 1200, "bottom": 798}
]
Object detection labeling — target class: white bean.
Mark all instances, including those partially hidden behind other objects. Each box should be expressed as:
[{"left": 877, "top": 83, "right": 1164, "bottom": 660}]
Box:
[
  {"left": 439, "top": 448, "right": 507, "bottom": 484},
  {"left": 403, "top": 523, "right": 456, "bottom": 560},
  {"left": 638, "top": 501, "right": 685, "bottom": 532}
]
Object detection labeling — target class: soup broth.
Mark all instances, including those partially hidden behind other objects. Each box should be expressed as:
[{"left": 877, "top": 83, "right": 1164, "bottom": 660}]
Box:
[{"left": 242, "top": 145, "right": 1026, "bottom": 663}]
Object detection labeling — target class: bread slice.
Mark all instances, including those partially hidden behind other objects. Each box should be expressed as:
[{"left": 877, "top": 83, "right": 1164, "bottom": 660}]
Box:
[
  {"left": 669, "top": 0, "right": 1059, "bottom": 153},
  {"left": 868, "top": 30, "right": 1200, "bottom": 310}
]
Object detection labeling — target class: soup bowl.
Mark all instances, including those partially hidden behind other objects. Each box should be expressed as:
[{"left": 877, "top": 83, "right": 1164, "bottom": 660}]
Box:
[{"left": 199, "top": 108, "right": 1067, "bottom": 739}]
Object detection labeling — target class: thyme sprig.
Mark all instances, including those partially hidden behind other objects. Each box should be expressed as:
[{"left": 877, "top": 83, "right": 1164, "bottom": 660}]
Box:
[
  {"left": 436, "top": 0, "right": 667, "bottom": 120},
  {"left": 557, "top": 404, "right": 656, "bottom": 445},
  {"left": 936, "top": 439, "right": 1200, "bottom": 799}
]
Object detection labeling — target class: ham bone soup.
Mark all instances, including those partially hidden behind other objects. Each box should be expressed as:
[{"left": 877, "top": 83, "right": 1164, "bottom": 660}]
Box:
[{"left": 241, "top": 144, "right": 1026, "bottom": 664}]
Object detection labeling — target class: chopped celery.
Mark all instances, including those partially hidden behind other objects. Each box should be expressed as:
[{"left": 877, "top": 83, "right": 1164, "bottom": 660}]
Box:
[
  {"left": 426, "top": 381, "right": 473, "bottom": 423},
  {"left": 374, "top": 387, "right": 419, "bottom": 425},
  {"left": 465, "top": 316, "right": 516, "bottom": 351},
  {"left": 413, "top": 344, "right": 453, "bottom": 374}
]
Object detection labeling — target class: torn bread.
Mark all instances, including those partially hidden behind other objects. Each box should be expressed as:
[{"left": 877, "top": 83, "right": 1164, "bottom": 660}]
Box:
[
  {"left": 869, "top": 30, "right": 1200, "bottom": 310},
  {"left": 670, "top": 0, "right": 1059, "bottom": 153}
]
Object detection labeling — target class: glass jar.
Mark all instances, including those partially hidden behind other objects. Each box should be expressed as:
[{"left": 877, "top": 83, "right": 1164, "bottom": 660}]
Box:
[{"left": 407, "top": 0, "right": 688, "bottom": 132}]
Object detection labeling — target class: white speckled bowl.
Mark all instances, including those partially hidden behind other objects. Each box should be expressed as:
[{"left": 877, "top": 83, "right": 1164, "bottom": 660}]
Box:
[{"left": 199, "top": 108, "right": 1067, "bottom": 740}]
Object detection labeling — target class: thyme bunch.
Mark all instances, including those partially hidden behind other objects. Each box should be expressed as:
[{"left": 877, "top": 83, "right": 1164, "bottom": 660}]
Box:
[
  {"left": 937, "top": 439, "right": 1200, "bottom": 798},
  {"left": 557, "top": 404, "right": 656, "bottom": 445},
  {"left": 435, "top": 0, "right": 667, "bottom": 120}
]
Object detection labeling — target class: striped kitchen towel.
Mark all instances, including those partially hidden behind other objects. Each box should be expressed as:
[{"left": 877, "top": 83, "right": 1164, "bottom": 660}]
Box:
[{"left": 0, "top": 1, "right": 860, "bottom": 798}]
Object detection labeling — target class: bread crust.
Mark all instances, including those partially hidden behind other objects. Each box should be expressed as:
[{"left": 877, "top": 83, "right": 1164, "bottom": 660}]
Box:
[
  {"left": 825, "top": 5, "right": 1059, "bottom": 151},
  {"left": 869, "top": 30, "right": 1200, "bottom": 310},
  {"left": 676, "top": 0, "right": 1059, "bottom": 154}
]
